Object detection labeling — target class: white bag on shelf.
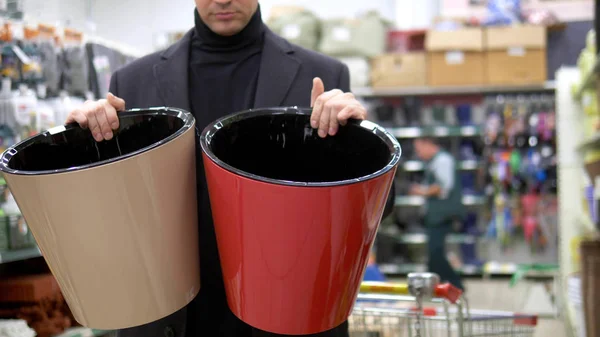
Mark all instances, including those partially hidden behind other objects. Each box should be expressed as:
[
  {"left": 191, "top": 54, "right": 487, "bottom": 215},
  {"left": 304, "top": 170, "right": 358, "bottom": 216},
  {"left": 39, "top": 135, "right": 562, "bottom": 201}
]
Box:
[
  {"left": 268, "top": 9, "right": 321, "bottom": 51},
  {"left": 319, "top": 11, "right": 388, "bottom": 58},
  {"left": 337, "top": 57, "right": 370, "bottom": 89}
]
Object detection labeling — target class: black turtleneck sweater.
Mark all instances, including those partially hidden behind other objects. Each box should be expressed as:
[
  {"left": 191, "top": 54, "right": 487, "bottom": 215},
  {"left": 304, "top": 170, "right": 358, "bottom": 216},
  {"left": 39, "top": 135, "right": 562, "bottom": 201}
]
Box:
[
  {"left": 186, "top": 8, "right": 265, "bottom": 337},
  {"left": 188, "top": 7, "right": 265, "bottom": 131}
]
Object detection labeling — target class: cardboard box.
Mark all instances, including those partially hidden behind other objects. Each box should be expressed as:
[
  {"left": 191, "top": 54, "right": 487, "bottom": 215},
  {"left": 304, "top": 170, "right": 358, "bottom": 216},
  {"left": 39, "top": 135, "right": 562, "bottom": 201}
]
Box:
[
  {"left": 427, "top": 52, "right": 486, "bottom": 86},
  {"left": 426, "top": 28, "right": 485, "bottom": 52},
  {"left": 426, "top": 28, "right": 486, "bottom": 86},
  {"left": 371, "top": 53, "right": 427, "bottom": 87},
  {"left": 485, "top": 25, "right": 547, "bottom": 85}
]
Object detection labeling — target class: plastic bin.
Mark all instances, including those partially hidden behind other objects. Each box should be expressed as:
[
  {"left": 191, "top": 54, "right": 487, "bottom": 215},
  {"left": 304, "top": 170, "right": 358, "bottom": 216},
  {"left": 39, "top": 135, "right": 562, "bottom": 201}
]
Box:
[
  {"left": 0, "top": 107, "right": 200, "bottom": 329},
  {"left": 200, "top": 107, "right": 400, "bottom": 335}
]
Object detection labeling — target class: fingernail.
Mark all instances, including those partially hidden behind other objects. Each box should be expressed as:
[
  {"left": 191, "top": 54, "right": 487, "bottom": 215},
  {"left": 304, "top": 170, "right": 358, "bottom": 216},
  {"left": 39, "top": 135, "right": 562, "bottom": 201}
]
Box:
[
  {"left": 94, "top": 133, "right": 103, "bottom": 142},
  {"left": 111, "top": 122, "right": 119, "bottom": 129},
  {"left": 329, "top": 127, "right": 336, "bottom": 136},
  {"left": 311, "top": 120, "right": 317, "bottom": 128},
  {"left": 104, "top": 132, "right": 113, "bottom": 140},
  {"left": 318, "top": 129, "right": 327, "bottom": 138}
]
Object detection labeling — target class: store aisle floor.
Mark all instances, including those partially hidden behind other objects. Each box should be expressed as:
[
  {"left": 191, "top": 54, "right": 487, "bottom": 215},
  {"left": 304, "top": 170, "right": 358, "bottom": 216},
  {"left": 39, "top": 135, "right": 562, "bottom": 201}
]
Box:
[
  {"left": 387, "top": 277, "right": 566, "bottom": 337},
  {"left": 463, "top": 279, "right": 565, "bottom": 337}
]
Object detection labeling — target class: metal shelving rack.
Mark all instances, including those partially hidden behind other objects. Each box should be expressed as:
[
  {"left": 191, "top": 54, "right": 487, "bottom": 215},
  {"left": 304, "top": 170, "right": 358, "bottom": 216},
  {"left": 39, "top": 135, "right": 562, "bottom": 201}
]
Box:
[
  {"left": 353, "top": 81, "right": 556, "bottom": 98},
  {"left": 0, "top": 246, "right": 41, "bottom": 264},
  {"left": 357, "top": 82, "right": 557, "bottom": 277}
]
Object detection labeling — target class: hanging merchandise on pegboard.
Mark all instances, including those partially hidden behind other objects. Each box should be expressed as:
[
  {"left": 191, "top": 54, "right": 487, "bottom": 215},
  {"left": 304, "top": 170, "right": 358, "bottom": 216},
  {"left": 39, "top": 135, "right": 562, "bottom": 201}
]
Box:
[
  {"left": 483, "top": 94, "right": 558, "bottom": 261},
  {"left": 0, "top": 22, "right": 138, "bottom": 256}
]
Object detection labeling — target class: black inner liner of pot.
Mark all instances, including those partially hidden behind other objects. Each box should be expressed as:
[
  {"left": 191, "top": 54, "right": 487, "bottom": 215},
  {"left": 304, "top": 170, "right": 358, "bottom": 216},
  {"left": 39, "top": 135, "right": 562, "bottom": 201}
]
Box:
[
  {"left": 209, "top": 114, "right": 393, "bottom": 182},
  {"left": 7, "top": 114, "right": 185, "bottom": 172}
]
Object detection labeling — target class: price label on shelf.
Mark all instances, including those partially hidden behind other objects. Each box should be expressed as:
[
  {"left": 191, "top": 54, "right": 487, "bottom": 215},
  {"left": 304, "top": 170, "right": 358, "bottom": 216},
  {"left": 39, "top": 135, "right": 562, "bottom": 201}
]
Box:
[
  {"left": 394, "top": 127, "right": 421, "bottom": 138},
  {"left": 445, "top": 51, "right": 464, "bottom": 65},
  {"left": 433, "top": 127, "right": 449, "bottom": 137},
  {"left": 461, "top": 126, "right": 477, "bottom": 136},
  {"left": 507, "top": 47, "right": 526, "bottom": 57}
]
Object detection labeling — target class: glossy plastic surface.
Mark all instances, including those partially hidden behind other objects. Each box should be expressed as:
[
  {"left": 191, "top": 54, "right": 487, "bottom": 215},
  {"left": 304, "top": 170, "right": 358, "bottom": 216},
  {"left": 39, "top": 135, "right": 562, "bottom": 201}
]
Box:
[
  {"left": 1, "top": 108, "right": 192, "bottom": 175},
  {"left": 200, "top": 107, "right": 400, "bottom": 335},
  {"left": 0, "top": 108, "right": 200, "bottom": 329}
]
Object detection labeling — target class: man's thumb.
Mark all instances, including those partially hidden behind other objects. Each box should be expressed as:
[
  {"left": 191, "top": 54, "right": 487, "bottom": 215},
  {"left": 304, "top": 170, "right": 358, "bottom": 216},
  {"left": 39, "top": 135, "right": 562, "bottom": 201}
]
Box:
[
  {"left": 107, "top": 92, "right": 126, "bottom": 111},
  {"left": 311, "top": 77, "right": 325, "bottom": 107}
]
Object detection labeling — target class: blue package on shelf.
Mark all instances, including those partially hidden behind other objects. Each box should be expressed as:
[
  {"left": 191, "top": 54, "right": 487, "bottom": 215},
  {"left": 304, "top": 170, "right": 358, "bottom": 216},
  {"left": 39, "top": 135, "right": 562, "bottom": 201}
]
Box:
[
  {"left": 456, "top": 104, "right": 473, "bottom": 126},
  {"left": 363, "top": 264, "right": 386, "bottom": 282},
  {"left": 461, "top": 172, "right": 477, "bottom": 195},
  {"left": 460, "top": 140, "right": 478, "bottom": 161},
  {"left": 483, "top": 0, "right": 522, "bottom": 26},
  {"left": 460, "top": 243, "right": 485, "bottom": 267},
  {"left": 462, "top": 212, "right": 479, "bottom": 235}
]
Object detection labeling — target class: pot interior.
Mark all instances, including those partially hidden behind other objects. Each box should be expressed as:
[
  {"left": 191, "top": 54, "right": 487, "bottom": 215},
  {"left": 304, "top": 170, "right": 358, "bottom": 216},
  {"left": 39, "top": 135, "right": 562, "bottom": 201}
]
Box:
[
  {"left": 207, "top": 112, "right": 397, "bottom": 183},
  {"left": 6, "top": 112, "right": 186, "bottom": 173}
]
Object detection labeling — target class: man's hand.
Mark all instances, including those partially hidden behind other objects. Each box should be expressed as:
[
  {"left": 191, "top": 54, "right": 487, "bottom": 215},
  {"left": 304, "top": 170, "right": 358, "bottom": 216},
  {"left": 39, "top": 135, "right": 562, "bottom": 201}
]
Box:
[
  {"left": 66, "top": 93, "right": 126, "bottom": 142},
  {"left": 410, "top": 184, "right": 424, "bottom": 196},
  {"left": 410, "top": 184, "right": 442, "bottom": 197},
  {"left": 310, "top": 77, "right": 367, "bottom": 138}
]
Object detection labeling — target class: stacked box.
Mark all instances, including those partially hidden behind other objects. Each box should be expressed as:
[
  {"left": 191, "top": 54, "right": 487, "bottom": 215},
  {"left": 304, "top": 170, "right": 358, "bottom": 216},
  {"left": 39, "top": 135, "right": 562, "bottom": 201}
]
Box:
[
  {"left": 485, "top": 25, "right": 547, "bottom": 85},
  {"left": 426, "top": 28, "right": 486, "bottom": 86}
]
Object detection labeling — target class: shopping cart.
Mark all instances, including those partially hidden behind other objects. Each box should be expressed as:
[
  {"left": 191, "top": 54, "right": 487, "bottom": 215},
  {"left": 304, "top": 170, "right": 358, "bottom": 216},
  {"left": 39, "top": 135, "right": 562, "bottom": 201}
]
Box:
[{"left": 350, "top": 273, "right": 538, "bottom": 337}]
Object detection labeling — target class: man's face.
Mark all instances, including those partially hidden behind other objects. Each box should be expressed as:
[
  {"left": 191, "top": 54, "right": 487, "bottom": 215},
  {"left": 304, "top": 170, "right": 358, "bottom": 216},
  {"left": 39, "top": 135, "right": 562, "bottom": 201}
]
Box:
[
  {"left": 195, "top": 0, "right": 259, "bottom": 36},
  {"left": 414, "top": 139, "right": 433, "bottom": 161}
]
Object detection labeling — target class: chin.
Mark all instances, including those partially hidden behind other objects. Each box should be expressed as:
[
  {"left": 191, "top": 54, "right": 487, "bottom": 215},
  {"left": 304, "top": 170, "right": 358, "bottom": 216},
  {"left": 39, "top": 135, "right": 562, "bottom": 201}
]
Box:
[{"left": 212, "top": 23, "right": 243, "bottom": 37}]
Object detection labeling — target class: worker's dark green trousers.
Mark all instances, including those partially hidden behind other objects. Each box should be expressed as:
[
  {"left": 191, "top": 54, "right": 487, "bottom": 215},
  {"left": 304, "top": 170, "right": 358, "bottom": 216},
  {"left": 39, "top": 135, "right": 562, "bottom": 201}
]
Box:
[{"left": 426, "top": 225, "right": 464, "bottom": 291}]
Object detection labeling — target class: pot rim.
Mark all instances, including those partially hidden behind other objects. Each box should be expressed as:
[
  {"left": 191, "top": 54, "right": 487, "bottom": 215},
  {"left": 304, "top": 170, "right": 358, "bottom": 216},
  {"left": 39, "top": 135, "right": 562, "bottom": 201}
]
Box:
[
  {"left": 0, "top": 107, "right": 195, "bottom": 176},
  {"left": 200, "top": 106, "right": 401, "bottom": 187}
]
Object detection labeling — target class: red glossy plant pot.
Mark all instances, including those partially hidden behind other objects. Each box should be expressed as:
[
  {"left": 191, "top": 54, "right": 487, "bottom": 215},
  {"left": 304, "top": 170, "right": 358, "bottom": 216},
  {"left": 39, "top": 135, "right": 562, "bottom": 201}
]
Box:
[{"left": 200, "top": 107, "right": 401, "bottom": 335}]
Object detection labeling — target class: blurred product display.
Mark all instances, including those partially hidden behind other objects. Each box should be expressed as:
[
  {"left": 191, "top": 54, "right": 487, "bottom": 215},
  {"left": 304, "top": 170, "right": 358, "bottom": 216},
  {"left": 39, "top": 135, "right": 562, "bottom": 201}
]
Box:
[
  {"left": 267, "top": 8, "right": 321, "bottom": 51},
  {"left": 0, "top": 20, "right": 138, "bottom": 337},
  {"left": 318, "top": 11, "right": 389, "bottom": 58},
  {"left": 367, "top": 90, "right": 558, "bottom": 277}
]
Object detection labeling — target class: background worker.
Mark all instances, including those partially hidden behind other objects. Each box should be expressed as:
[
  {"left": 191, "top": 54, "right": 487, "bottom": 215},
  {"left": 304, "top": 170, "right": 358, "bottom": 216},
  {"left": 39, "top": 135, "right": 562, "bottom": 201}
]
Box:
[{"left": 410, "top": 137, "right": 465, "bottom": 290}]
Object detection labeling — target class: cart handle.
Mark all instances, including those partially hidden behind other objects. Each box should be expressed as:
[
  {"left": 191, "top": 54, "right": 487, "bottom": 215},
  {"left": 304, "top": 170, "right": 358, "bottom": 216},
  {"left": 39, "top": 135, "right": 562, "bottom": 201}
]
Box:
[{"left": 359, "top": 281, "right": 462, "bottom": 304}]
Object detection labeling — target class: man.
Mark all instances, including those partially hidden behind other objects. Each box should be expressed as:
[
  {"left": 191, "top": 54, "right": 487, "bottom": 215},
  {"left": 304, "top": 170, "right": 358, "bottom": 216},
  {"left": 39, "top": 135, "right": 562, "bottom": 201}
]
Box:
[
  {"left": 410, "top": 137, "right": 465, "bottom": 291},
  {"left": 66, "top": 1, "right": 394, "bottom": 337}
]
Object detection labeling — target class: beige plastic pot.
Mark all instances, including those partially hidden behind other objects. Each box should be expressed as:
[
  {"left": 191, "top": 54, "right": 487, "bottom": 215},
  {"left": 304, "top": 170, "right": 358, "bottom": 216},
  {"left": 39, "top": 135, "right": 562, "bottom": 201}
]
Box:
[{"left": 0, "top": 107, "right": 200, "bottom": 329}]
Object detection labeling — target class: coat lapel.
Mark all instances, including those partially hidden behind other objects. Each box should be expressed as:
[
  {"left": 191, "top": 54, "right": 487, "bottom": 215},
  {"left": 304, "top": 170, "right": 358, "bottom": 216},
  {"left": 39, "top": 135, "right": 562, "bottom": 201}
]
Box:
[
  {"left": 153, "top": 29, "right": 193, "bottom": 112},
  {"left": 254, "top": 29, "right": 301, "bottom": 108}
]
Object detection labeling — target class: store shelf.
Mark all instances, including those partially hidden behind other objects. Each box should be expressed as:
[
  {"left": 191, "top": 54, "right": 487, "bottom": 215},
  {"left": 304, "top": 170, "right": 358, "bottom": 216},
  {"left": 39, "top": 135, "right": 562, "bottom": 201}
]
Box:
[
  {"left": 353, "top": 81, "right": 556, "bottom": 98},
  {"left": 482, "top": 262, "right": 518, "bottom": 275},
  {"left": 395, "top": 195, "right": 486, "bottom": 207},
  {"left": 378, "top": 261, "right": 553, "bottom": 277},
  {"left": 379, "top": 263, "right": 483, "bottom": 276},
  {"left": 386, "top": 125, "right": 481, "bottom": 139},
  {"left": 403, "top": 159, "right": 479, "bottom": 172},
  {"left": 0, "top": 246, "right": 41, "bottom": 264},
  {"left": 381, "top": 232, "right": 478, "bottom": 245}
]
